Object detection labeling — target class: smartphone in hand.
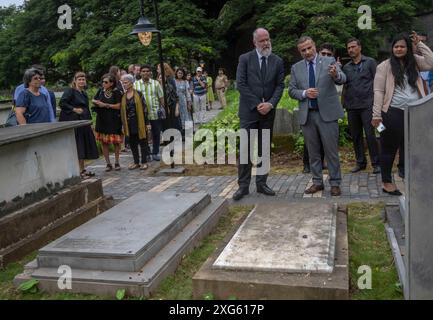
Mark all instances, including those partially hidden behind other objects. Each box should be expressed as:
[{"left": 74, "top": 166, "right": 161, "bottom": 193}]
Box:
[{"left": 377, "top": 122, "right": 386, "bottom": 133}]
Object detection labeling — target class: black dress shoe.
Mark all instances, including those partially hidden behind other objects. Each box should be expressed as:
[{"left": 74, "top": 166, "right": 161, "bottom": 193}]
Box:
[
  {"left": 372, "top": 166, "right": 381, "bottom": 174},
  {"left": 257, "top": 184, "right": 276, "bottom": 196},
  {"left": 303, "top": 166, "right": 311, "bottom": 174},
  {"left": 350, "top": 165, "right": 366, "bottom": 173},
  {"left": 382, "top": 188, "right": 402, "bottom": 196},
  {"left": 331, "top": 186, "right": 342, "bottom": 196},
  {"left": 233, "top": 188, "right": 249, "bottom": 201}
]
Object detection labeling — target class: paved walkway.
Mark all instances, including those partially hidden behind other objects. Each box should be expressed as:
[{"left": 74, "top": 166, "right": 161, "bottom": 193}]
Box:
[{"left": 88, "top": 156, "right": 403, "bottom": 205}]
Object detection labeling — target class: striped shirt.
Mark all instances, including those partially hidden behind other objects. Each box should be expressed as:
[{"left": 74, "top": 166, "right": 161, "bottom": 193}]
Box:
[
  {"left": 133, "top": 79, "right": 163, "bottom": 120},
  {"left": 192, "top": 76, "right": 207, "bottom": 96}
]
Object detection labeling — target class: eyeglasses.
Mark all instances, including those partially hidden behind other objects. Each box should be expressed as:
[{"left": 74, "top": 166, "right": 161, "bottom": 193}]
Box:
[{"left": 320, "top": 52, "right": 333, "bottom": 57}]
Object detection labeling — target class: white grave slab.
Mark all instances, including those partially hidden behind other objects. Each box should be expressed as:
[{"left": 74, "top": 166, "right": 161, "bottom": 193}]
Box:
[{"left": 213, "top": 203, "right": 337, "bottom": 273}]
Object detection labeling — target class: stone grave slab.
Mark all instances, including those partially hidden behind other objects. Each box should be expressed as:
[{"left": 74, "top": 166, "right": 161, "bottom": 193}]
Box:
[
  {"left": 213, "top": 202, "right": 336, "bottom": 273},
  {"left": 193, "top": 203, "right": 348, "bottom": 300},
  {"left": 37, "top": 192, "right": 210, "bottom": 272},
  {"left": 15, "top": 192, "right": 229, "bottom": 297}
]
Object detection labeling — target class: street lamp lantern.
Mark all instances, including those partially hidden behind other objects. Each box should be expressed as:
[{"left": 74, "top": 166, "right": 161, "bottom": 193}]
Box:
[
  {"left": 130, "top": 0, "right": 167, "bottom": 110},
  {"left": 130, "top": 15, "right": 159, "bottom": 46}
]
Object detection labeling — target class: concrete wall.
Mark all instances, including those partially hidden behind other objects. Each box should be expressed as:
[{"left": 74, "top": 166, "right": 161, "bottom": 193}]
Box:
[{"left": 0, "top": 129, "right": 80, "bottom": 204}]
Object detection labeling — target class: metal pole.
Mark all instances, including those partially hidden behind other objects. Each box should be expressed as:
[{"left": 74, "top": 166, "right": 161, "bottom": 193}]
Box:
[
  {"left": 139, "top": 0, "right": 145, "bottom": 17},
  {"left": 152, "top": 0, "right": 174, "bottom": 168},
  {"left": 152, "top": 0, "right": 168, "bottom": 112}
]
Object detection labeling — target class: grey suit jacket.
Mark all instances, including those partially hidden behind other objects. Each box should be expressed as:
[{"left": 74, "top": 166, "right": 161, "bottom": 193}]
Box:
[
  {"left": 289, "top": 55, "right": 346, "bottom": 125},
  {"left": 236, "top": 49, "right": 285, "bottom": 121}
]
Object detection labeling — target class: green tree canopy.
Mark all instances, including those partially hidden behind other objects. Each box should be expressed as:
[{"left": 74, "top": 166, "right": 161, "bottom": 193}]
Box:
[{"left": 0, "top": 0, "right": 430, "bottom": 88}]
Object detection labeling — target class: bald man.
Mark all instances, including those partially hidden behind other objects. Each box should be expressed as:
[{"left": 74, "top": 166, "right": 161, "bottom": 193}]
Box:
[{"left": 233, "top": 28, "right": 285, "bottom": 201}]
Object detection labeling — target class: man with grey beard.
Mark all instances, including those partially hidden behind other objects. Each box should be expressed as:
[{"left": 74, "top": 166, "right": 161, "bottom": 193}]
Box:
[{"left": 233, "top": 28, "right": 285, "bottom": 201}]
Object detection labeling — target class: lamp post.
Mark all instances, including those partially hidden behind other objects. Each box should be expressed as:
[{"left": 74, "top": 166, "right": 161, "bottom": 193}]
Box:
[{"left": 130, "top": 0, "right": 167, "bottom": 113}]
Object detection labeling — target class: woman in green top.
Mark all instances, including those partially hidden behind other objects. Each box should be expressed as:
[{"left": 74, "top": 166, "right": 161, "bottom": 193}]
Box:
[{"left": 203, "top": 70, "right": 214, "bottom": 110}]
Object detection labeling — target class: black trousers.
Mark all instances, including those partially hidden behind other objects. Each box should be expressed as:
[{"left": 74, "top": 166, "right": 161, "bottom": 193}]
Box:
[
  {"left": 129, "top": 134, "right": 148, "bottom": 164},
  {"left": 238, "top": 115, "right": 274, "bottom": 189},
  {"left": 150, "top": 119, "right": 163, "bottom": 155},
  {"left": 380, "top": 108, "right": 404, "bottom": 183},
  {"left": 347, "top": 108, "right": 379, "bottom": 167}
]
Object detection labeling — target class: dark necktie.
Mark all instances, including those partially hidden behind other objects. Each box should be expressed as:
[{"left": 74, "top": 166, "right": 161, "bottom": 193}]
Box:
[
  {"left": 261, "top": 56, "right": 267, "bottom": 81},
  {"left": 309, "top": 61, "right": 318, "bottom": 108}
]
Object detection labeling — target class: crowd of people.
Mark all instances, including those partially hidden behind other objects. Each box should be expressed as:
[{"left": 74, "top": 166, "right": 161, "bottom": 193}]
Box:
[
  {"left": 233, "top": 28, "right": 433, "bottom": 201},
  {"left": 11, "top": 63, "right": 228, "bottom": 177},
  {"left": 9, "top": 29, "right": 433, "bottom": 198}
]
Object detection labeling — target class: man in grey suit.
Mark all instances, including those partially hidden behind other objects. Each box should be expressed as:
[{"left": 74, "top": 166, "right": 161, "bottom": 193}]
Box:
[
  {"left": 289, "top": 36, "right": 346, "bottom": 196},
  {"left": 233, "top": 28, "right": 285, "bottom": 201}
]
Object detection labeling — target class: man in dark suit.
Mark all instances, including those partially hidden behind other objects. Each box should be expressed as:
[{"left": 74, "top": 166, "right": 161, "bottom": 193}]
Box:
[
  {"left": 233, "top": 28, "right": 285, "bottom": 201},
  {"left": 289, "top": 36, "right": 346, "bottom": 196}
]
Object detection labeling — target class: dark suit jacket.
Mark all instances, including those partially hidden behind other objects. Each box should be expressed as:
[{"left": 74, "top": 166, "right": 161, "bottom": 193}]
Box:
[{"left": 236, "top": 49, "right": 285, "bottom": 121}]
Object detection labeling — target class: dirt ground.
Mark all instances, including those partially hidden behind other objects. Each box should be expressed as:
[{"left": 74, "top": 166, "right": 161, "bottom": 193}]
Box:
[{"left": 156, "top": 146, "right": 391, "bottom": 176}]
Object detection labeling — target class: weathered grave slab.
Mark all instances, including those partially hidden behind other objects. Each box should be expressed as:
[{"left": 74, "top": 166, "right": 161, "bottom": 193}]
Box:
[
  {"left": 213, "top": 203, "right": 336, "bottom": 273},
  {"left": 0, "top": 178, "right": 109, "bottom": 268},
  {"left": 193, "top": 203, "right": 348, "bottom": 300},
  {"left": 37, "top": 192, "right": 210, "bottom": 272},
  {"left": 16, "top": 192, "right": 229, "bottom": 297}
]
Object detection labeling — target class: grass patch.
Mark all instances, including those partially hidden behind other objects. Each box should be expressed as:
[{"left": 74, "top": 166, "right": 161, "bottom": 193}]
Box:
[
  {"left": 0, "top": 252, "right": 108, "bottom": 300},
  {"left": 347, "top": 202, "right": 403, "bottom": 300}
]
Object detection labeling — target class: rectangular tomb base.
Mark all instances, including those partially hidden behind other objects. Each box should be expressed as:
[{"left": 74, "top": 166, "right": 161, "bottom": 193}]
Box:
[
  {"left": 192, "top": 203, "right": 349, "bottom": 300},
  {"left": 15, "top": 193, "right": 229, "bottom": 298}
]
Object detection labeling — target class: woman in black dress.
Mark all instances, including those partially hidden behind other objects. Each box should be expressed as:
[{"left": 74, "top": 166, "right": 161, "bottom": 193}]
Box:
[
  {"left": 92, "top": 74, "right": 123, "bottom": 171},
  {"left": 59, "top": 72, "right": 99, "bottom": 178}
]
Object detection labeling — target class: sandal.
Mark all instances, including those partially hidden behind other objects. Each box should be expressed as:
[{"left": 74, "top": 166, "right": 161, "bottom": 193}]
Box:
[
  {"left": 80, "top": 170, "right": 96, "bottom": 178},
  {"left": 140, "top": 163, "right": 148, "bottom": 170},
  {"left": 128, "top": 163, "right": 140, "bottom": 170},
  {"left": 105, "top": 163, "right": 113, "bottom": 172},
  {"left": 114, "top": 163, "right": 121, "bottom": 171}
]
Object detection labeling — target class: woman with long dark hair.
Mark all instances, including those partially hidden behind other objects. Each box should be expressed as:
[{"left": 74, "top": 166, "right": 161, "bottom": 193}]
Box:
[
  {"left": 372, "top": 32, "right": 433, "bottom": 195},
  {"left": 59, "top": 72, "right": 99, "bottom": 178},
  {"left": 92, "top": 74, "right": 123, "bottom": 171},
  {"left": 174, "top": 67, "right": 192, "bottom": 131},
  {"left": 157, "top": 63, "right": 181, "bottom": 131}
]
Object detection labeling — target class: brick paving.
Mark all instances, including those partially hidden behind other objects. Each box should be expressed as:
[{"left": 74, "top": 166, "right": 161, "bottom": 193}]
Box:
[{"left": 88, "top": 156, "right": 403, "bottom": 205}]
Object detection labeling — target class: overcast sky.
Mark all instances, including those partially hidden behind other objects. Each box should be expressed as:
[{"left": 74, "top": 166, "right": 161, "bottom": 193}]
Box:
[{"left": 0, "top": 0, "right": 24, "bottom": 7}]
